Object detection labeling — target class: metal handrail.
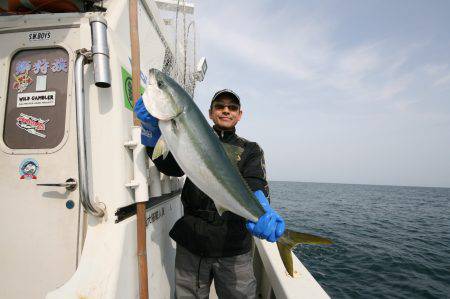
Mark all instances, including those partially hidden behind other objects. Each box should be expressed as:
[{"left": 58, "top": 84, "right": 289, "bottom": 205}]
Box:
[{"left": 74, "top": 50, "right": 105, "bottom": 217}]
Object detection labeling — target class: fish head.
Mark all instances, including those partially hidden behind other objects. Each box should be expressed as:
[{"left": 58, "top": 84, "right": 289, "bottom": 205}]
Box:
[{"left": 142, "top": 68, "right": 185, "bottom": 121}]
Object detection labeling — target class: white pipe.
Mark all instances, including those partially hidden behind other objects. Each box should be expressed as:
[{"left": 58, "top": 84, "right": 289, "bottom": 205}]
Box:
[
  {"left": 170, "top": 177, "right": 179, "bottom": 191},
  {"left": 131, "top": 126, "right": 149, "bottom": 203},
  {"left": 148, "top": 158, "right": 162, "bottom": 197},
  {"left": 160, "top": 174, "right": 171, "bottom": 194}
]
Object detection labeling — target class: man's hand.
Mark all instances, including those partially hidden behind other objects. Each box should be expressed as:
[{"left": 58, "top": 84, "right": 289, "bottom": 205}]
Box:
[
  {"left": 246, "top": 190, "right": 285, "bottom": 242},
  {"left": 134, "top": 97, "right": 161, "bottom": 147}
]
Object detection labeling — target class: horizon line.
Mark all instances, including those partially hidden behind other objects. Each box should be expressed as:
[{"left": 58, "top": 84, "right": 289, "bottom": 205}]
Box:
[{"left": 268, "top": 180, "right": 450, "bottom": 189}]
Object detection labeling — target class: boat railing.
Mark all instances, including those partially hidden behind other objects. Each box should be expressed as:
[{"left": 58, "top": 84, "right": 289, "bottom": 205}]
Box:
[
  {"left": 254, "top": 239, "right": 330, "bottom": 299},
  {"left": 74, "top": 49, "right": 106, "bottom": 217}
]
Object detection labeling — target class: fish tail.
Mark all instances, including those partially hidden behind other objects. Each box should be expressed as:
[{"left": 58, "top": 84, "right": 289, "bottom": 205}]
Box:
[{"left": 276, "top": 229, "right": 333, "bottom": 277}]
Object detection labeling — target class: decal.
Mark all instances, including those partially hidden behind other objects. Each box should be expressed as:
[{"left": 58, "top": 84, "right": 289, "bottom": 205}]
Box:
[
  {"left": 121, "top": 67, "right": 145, "bottom": 111},
  {"left": 28, "top": 31, "right": 51, "bottom": 42},
  {"left": 17, "top": 91, "right": 55, "bottom": 108},
  {"left": 35, "top": 75, "right": 47, "bottom": 92},
  {"left": 32, "top": 59, "right": 49, "bottom": 75},
  {"left": 13, "top": 72, "right": 33, "bottom": 92},
  {"left": 66, "top": 200, "right": 75, "bottom": 209},
  {"left": 16, "top": 113, "right": 49, "bottom": 138},
  {"left": 15, "top": 60, "right": 32, "bottom": 75},
  {"left": 51, "top": 57, "right": 68, "bottom": 73},
  {"left": 19, "top": 158, "right": 39, "bottom": 180},
  {"left": 146, "top": 207, "right": 166, "bottom": 226}
]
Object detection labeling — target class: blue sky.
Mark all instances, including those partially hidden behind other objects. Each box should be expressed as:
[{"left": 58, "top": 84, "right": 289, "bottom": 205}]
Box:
[{"left": 192, "top": 1, "right": 450, "bottom": 188}]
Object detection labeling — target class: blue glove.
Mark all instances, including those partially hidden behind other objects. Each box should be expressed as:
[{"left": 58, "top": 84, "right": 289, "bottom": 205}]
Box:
[
  {"left": 246, "top": 190, "right": 285, "bottom": 242},
  {"left": 134, "top": 97, "right": 161, "bottom": 147}
]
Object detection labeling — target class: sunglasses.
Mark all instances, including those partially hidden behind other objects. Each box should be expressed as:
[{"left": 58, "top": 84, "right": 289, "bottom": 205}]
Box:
[{"left": 212, "top": 103, "right": 240, "bottom": 112}]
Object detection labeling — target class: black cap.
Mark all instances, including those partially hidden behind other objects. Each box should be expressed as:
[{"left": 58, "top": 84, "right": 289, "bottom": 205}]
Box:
[{"left": 211, "top": 89, "right": 241, "bottom": 106}]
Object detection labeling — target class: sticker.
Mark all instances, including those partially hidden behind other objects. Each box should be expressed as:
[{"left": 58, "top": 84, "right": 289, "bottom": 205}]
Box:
[
  {"left": 33, "top": 59, "right": 49, "bottom": 75},
  {"left": 13, "top": 72, "right": 33, "bottom": 92},
  {"left": 66, "top": 200, "right": 75, "bottom": 209},
  {"left": 16, "top": 113, "right": 49, "bottom": 138},
  {"left": 19, "top": 158, "right": 39, "bottom": 180},
  {"left": 15, "top": 60, "right": 32, "bottom": 75},
  {"left": 121, "top": 67, "right": 145, "bottom": 111},
  {"left": 17, "top": 91, "right": 55, "bottom": 108},
  {"left": 28, "top": 31, "right": 51, "bottom": 42},
  {"left": 51, "top": 58, "right": 68, "bottom": 73},
  {"left": 35, "top": 75, "right": 47, "bottom": 91}
]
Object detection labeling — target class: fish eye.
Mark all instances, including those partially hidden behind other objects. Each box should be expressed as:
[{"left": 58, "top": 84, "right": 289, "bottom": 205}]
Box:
[{"left": 157, "top": 80, "right": 164, "bottom": 88}]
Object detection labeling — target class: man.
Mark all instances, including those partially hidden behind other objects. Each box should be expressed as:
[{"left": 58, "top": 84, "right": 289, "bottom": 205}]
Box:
[{"left": 135, "top": 89, "right": 285, "bottom": 298}]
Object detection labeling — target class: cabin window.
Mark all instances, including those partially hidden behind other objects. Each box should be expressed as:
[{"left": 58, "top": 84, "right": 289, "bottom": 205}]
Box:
[{"left": 3, "top": 48, "right": 69, "bottom": 149}]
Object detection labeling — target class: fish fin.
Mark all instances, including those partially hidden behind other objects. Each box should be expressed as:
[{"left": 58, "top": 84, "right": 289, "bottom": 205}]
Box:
[
  {"left": 222, "top": 143, "right": 244, "bottom": 165},
  {"left": 215, "top": 204, "right": 228, "bottom": 216},
  {"left": 276, "top": 241, "right": 294, "bottom": 276},
  {"left": 171, "top": 119, "right": 178, "bottom": 134},
  {"left": 277, "top": 229, "right": 333, "bottom": 277},
  {"left": 162, "top": 147, "right": 169, "bottom": 159},
  {"left": 152, "top": 137, "right": 169, "bottom": 160}
]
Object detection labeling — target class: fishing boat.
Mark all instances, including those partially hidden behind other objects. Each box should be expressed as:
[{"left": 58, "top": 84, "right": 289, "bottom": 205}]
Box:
[{"left": 0, "top": 1, "right": 330, "bottom": 298}]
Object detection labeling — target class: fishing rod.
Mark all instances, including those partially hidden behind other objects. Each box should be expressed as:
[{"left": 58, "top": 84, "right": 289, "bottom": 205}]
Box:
[{"left": 129, "top": 0, "right": 149, "bottom": 298}]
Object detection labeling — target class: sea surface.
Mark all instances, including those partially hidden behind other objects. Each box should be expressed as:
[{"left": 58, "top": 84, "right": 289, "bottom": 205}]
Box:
[{"left": 269, "top": 181, "right": 450, "bottom": 299}]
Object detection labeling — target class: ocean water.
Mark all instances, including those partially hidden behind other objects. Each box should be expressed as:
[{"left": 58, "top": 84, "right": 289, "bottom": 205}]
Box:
[{"left": 269, "top": 181, "right": 450, "bottom": 299}]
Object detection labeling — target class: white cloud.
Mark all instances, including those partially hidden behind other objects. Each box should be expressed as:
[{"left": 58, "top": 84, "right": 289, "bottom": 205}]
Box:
[
  {"left": 433, "top": 73, "right": 450, "bottom": 87},
  {"left": 380, "top": 75, "right": 413, "bottom": 100},
  {"left": 197, "top": 3, "right": 422, "bottom": 104},
  {"left": 337, "top": 43, "right": 381, "bottom": 75},
  {"left": 423, "top": 64, "right": 448, "bottom": 76},
  {"left": 203, "top": 21, "right": 316, "bottom": 82},
  {"left": 195, "top": 1, "right": 450, "bottom": 187},
  {"left": 421, "top": 64, "right": 450, "bottom": 88}
]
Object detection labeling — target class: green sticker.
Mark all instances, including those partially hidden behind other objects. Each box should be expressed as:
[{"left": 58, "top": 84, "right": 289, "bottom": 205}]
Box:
[{"left": 121, "top": 67, "right": 145, "bottom": 111}]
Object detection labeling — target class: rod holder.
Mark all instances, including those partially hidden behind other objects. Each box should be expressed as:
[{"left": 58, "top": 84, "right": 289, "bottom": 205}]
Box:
[{"left": 90, "top": 16, "right": 111, "bottom": 88}]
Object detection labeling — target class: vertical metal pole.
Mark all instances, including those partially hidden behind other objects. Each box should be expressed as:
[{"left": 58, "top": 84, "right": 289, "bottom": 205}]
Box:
[
  {"left": 129, "top": 0, "right": 149, "bottom": 298},
  {"left": 74, "top": 52, "right": 106, "bottom": 217}
]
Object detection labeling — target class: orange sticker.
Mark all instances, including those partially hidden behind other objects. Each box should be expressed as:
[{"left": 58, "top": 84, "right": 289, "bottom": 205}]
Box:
[{"left": 13, "top": 72, "right": 33, "bottom": 92}]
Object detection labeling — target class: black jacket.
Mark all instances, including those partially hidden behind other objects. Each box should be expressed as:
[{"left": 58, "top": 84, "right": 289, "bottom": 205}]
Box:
[{"left": 147, "top": 126, "right": 269, "bottom": 257}]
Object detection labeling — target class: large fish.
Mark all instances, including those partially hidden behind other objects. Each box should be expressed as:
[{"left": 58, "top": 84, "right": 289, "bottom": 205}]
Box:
[{"left": 142, "top": 68, "right": 332, "bottom": 276}]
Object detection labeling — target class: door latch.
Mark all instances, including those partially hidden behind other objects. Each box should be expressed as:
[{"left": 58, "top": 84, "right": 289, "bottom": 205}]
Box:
[{"left": 37, "top": 178, "right": 77, "bottom": 191}]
